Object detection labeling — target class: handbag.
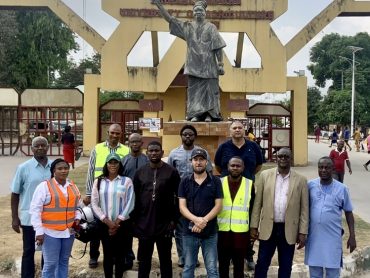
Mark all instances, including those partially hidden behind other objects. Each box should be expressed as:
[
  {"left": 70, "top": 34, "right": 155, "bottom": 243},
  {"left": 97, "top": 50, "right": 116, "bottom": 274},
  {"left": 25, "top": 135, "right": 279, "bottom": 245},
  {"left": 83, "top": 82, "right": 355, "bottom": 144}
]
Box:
[{"left": 75, "top": 207, "right": 100, "bottom": 243}]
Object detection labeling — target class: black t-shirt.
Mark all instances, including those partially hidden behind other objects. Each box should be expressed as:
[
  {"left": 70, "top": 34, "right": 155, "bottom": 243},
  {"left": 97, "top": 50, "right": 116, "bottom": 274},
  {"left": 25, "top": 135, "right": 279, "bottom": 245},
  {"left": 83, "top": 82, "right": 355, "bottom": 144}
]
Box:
[
  {"left": 178, "top": 173, "right": 223, "bottom": 237},
  {"left": 131, "top": 162, "right": 180, "bottom": 239}
]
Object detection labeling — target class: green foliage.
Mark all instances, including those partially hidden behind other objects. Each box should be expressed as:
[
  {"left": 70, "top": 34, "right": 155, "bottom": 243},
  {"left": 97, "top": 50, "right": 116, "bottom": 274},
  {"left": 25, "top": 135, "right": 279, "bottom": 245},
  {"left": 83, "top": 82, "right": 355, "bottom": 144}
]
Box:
[
  {"left": 99, "top": 91, "right": 143, "bottom": 105},
  {"left": 55, "top": 54, "right": 101, "bottom": 88},
  {"left": 308, "top": 32, "right": 370, "bottom": 127},
  {"left": 0, "top": 9, "right": 78, "bottom": 90},
  {"left": 307, "top": 87, "right": 322, "bottom": 132}
]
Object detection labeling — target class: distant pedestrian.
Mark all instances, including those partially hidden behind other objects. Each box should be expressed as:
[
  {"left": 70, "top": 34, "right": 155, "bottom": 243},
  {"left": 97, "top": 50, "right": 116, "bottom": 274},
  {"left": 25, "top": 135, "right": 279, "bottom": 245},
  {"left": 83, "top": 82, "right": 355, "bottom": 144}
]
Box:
[
  {"left": 314, "top": 125, "right": 321, "bottom": 143},
  {"left": 305, "top": 156, "right": 356, "bottom": 277},
  {"left": 353, "top": 128, "right": 361, "bottom": 152},
  {"left": 343, "top": 126, "right": 352, "bottom": 151},
  {"left": 61, "top": 125, "right": 75, "bottom": 169},
  {"left": 363, "top": 131, "right": 370, "bottom": 171},
  {"left": 329, "top": 140, "right": 352, "bottom": 183},
  {"left": 328, "top": 128, "right": 338, "bottom": 148}
]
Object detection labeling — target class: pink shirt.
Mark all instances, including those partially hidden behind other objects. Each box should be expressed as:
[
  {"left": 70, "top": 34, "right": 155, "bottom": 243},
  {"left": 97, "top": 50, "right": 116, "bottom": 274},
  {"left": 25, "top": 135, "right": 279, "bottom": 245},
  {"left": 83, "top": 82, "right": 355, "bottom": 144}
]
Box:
[{"left": 274, "top": 172, "right": 290, "bottom": 223}]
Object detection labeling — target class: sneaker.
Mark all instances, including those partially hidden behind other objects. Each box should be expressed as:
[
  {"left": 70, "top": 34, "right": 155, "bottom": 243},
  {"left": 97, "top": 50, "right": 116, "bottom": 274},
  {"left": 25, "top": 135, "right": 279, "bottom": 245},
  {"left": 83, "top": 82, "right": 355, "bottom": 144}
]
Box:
[
  {"left": 89, "top": 258, "right": 98, "bottom": 268},
  {"left": 364, "top": 164, "right": 369, "bottom": 171}
]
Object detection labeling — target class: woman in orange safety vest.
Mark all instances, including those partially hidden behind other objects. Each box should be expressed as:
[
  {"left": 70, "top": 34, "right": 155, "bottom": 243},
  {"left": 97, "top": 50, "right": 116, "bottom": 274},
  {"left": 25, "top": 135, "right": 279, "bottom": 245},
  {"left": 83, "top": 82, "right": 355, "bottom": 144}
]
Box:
[{"left": 30, "top": 158, "right": 81, "bottom": 278}]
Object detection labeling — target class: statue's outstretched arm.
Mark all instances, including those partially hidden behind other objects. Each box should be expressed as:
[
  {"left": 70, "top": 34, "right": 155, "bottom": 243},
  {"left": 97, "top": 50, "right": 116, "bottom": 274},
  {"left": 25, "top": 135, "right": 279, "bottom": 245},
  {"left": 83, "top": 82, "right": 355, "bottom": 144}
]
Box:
[{"left": 152, "top": 0, "right": 173, "bottom": 23}]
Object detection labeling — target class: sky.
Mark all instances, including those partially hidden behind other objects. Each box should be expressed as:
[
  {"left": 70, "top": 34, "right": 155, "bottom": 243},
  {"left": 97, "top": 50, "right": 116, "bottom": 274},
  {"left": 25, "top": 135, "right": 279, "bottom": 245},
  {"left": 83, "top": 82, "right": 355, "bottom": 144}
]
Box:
[{"left": 62, "top": 0, "right": 370, "bottom": 96}]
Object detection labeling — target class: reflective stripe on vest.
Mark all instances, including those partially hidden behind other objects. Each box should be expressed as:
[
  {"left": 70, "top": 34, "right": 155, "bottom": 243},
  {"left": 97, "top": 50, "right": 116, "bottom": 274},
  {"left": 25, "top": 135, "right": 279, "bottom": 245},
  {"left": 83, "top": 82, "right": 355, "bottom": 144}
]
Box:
[
  {"left": 41, "top": 179, "right": 80, "bottom": 230},
  {"left": 217, "top": 177, "right": 252, "bottom": 233},
  {"left": 94, "top": 142, "right": 129, "bottom": 178}
]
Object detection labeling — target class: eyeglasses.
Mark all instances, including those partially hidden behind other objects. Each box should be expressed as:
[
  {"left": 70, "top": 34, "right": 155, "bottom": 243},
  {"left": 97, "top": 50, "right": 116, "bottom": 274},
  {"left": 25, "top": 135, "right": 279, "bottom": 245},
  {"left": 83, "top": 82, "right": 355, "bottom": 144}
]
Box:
[
  {"left": 182, "top": 133, "right": 195, "bottom": 137},
  {"left": 277, "top": 154, "right": 290, "bottom": 159}
]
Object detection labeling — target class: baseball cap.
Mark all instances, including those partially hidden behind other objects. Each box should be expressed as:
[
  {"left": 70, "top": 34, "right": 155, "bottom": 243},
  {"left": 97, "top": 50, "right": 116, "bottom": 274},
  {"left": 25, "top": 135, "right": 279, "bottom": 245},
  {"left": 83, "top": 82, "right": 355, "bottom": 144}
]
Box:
[
  {"left": 105, "top": 153, "right": 121, "bottom": 163},
  {"left": 190, "top": 148, "right": 207, "bottom": 160}
]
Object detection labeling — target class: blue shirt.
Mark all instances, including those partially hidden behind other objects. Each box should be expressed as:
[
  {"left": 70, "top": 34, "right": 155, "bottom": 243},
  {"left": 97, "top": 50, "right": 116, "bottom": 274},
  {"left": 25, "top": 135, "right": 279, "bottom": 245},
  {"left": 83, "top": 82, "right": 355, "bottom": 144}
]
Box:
[
  {"left": 305, "top": 178, "right": 353, "bottom": 268},
  {"left": 214, "top": 139, "right": 263, "bottom": 181},
  {"left": 167, "top": 145, "right": 213, "bottom": 179},
  {"left": 344, "top": 129, "right": 350, "bottom": 140},
  {"left": 11, "top": 157, "right": 52, "bottom": 226},
  {"left": 121, "top": 153, "right": 149, "bottom": 180}
]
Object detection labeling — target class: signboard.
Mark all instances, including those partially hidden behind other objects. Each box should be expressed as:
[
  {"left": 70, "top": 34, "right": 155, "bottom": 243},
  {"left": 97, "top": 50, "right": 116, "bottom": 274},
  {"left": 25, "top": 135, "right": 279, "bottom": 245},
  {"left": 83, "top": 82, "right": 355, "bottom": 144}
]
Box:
[{"left": 139, "top": 117, "right": 161, "bottom": 132}]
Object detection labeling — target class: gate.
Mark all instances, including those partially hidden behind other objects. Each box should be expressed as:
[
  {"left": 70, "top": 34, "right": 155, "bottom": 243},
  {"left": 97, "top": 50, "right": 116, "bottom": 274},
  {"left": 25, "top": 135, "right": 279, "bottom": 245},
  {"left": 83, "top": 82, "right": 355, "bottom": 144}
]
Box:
[
  {"left": 19, "top": 106, "right": 83, "bottom": 156},
  {"left": 0, "top": 106, "right": 19, "bottom": 156},
  {"left": 99, "top": 99, "right": 143, "bottom": 144},
  {"left": 247, "top": 104, "right": 291, "bottom": 161}
]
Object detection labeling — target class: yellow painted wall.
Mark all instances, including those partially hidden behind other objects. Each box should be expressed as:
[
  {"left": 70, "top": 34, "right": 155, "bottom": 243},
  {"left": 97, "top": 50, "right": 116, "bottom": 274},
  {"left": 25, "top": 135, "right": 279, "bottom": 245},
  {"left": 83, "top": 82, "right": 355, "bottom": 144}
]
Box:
[
  {"left": 288, "top": 77, "right": 308, "bottom": 166},
  {"left": 83, "top": 74, "right": 101, "bottom": 155}
]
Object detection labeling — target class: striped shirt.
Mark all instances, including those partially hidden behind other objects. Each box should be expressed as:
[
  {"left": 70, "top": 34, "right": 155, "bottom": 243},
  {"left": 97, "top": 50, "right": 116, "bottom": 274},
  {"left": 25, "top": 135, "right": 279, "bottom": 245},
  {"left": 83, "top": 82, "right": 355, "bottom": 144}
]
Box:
[
  {"left": 91, "top": 175, "right": 135, "bottom": 222},
  {"left": 85, "top": 141, "right": 123, "bottom": 196}
]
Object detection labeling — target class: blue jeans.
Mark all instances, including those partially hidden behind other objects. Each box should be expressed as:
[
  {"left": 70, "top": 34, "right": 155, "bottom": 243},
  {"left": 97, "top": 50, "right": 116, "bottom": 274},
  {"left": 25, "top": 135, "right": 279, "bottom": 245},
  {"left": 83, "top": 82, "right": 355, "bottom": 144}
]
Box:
[
  {"left": 309, "top": 266, "right": 340, "bottom": 278},
  {"left": 182, "top": 233, "right": 218, "bottom": 278},
  {"left": 42, "top": 234, "right": 75, "bottom": 278}
]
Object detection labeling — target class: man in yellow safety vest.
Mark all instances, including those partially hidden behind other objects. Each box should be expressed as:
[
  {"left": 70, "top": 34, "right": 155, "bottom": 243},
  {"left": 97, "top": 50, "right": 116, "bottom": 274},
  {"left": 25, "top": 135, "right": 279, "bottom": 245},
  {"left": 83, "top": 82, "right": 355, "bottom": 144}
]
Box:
[{"left": 217, "top": 156, "right": 255, "bottom": 278}]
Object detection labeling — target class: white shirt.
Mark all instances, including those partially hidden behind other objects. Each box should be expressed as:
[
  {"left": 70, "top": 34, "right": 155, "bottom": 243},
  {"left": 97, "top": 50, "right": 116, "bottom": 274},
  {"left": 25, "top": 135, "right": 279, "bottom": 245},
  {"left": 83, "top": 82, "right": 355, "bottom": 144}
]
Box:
[
  {"left": 273, "top": 171, "right": 290, "bottom": 223},
  {"left": 29, "top": 178, "right": 81, "bottom": 238}
]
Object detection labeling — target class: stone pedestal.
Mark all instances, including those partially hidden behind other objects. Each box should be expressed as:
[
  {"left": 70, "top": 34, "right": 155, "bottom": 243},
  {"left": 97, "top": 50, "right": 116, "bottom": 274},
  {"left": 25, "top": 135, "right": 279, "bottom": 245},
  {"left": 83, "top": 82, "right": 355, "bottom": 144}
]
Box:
[{"left": 162, "top": 121, "right": 231, "bottom": 161}]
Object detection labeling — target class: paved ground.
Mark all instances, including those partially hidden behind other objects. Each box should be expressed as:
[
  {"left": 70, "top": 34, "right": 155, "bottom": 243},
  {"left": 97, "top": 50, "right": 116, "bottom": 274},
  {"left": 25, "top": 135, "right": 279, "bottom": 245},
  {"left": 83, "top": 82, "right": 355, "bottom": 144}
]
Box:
[{"left": 1, "top": 139, "right": 370, "bottom": 222}]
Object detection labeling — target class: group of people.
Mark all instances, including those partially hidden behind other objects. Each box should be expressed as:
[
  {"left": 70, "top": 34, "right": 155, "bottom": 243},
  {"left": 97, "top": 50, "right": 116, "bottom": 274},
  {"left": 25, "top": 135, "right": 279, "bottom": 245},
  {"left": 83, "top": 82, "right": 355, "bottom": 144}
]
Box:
[{"left": 11, "top": 121, "right": 357, "bottom": 278}]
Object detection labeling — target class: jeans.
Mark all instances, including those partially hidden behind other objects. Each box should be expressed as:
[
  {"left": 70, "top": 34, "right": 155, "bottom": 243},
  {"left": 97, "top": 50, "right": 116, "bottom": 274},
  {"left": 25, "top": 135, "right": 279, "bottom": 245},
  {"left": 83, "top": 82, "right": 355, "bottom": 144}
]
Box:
[
  {"left": 21, "top": 225, "right": 35, "bottom": 278},
  {"left": 137, "top": 235, "right": 173, "bottom": 278},
  {"left": 255, "top": 223, "right": 295, "bottom": 278},
  {"left": 174, "top": 218, "right": 186, "bottom": 265},
  {"left": 182, "top": 233, "right": 219, "bottom": 278},
  {"left": 41, "top": 234, "right": 75, "bottom": 278},
  {"left": 309, "top": 266, "right": 340, "bottom": 278}
]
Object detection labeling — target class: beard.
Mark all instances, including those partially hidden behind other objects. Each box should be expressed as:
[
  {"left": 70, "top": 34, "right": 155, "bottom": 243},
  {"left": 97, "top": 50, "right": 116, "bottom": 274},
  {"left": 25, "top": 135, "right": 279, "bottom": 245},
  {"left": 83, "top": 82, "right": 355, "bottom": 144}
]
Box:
[{"left": 193, "top": 167, "right": 206, "bottom": 175}]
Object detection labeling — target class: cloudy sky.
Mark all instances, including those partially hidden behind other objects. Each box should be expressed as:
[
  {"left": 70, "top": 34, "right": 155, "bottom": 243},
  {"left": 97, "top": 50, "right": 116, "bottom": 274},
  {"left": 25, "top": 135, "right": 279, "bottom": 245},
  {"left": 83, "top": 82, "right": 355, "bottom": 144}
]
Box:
[{"left": 62, "top": 0, "right": 370, "bottom": 90}]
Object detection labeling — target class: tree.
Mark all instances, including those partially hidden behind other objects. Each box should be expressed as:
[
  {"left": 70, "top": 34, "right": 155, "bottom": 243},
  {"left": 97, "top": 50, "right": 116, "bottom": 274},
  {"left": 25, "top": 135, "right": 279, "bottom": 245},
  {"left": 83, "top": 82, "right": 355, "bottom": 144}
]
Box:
[
  {"left": 54, "top": 54, "right": 101, "bottom": 88},
  {"left": 307, "top": 87, "right": 322, "bottom": 132},
  {"left": 308, "top": 32, "right": 370, "bottom": 126},
  {"left": 0, "top": 9, "right": 78, "bottom": 90}
]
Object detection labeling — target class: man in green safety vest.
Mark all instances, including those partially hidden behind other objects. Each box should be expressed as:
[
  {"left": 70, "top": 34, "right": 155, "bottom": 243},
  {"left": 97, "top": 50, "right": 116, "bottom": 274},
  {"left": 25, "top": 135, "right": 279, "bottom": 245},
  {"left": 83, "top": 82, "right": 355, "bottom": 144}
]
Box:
[
  {"left": 83, "top": 123, "right": 129, "bottom": 268},
  {"left": 217, "top": 156, "right": 255, "bottom": 278}
]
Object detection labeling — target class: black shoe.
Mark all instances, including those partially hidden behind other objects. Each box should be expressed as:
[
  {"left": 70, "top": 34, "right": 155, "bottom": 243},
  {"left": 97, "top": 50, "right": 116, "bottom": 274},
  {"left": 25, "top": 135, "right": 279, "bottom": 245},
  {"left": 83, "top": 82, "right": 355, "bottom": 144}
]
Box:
[
  {"left": 196, "top": 261, "right": 200, "bottom": 267},
  {"left": 89, "top": 258, "right": 98, "bottom": 268}
]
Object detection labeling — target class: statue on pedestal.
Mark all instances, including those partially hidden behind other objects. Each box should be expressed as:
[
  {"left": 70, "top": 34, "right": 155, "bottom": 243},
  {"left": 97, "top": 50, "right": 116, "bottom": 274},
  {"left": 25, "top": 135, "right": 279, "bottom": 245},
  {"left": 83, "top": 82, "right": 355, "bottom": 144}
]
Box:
[{"left": 152, "top": 0, "right": 226, "bottom": 122}]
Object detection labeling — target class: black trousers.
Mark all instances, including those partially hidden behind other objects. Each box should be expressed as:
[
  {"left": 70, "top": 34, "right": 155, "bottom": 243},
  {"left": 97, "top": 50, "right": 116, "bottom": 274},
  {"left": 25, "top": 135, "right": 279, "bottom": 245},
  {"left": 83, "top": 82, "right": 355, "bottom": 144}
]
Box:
[
  {"left": 100, "top": 221, "right": 132, "bottom": 278},
  {"left": 21, "top": 225, "right": 35, "bottom": 278},
  {"left": 137, "top": 234, "right": 173, "bottom": 278},
  {"left": 218, "top": 244, "right": 246, "bottom": 278},
  {"left": 89, "top": 239, "right": 100, "bottom": 260},
  {"left": 255, "top": 223, "right": 295, "bottom": 278}
]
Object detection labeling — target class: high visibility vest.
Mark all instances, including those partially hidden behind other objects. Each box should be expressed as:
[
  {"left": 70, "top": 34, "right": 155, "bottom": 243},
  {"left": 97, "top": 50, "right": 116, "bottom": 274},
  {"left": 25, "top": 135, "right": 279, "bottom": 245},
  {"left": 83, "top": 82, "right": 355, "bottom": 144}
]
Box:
[
  {"left": 41, "top": 178, "right": 80, "bottom": 231},
  {"left": 218, "top": 177, "right": 252, "bottom": 233},
  {"left": 94, "top": 142, "right": 129, "bottom": 178}
]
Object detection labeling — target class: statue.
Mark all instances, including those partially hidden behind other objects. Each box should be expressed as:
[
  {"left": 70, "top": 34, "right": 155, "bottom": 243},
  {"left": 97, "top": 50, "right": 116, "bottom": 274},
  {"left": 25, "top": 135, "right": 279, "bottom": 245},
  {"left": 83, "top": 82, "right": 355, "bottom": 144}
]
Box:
[{"left": 152, "top": 0, "right": 226, "bottom": 122}]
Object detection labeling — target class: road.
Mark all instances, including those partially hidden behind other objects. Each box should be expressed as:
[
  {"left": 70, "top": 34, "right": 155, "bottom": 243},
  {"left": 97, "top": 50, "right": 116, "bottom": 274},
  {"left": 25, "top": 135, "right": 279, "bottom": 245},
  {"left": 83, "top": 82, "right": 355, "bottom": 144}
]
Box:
[
  {"left": 1, "top": 139, "right": 369, "bottom": 222},
  {"left": 293, "top": 139, "right": 370, "bottom": 223}
]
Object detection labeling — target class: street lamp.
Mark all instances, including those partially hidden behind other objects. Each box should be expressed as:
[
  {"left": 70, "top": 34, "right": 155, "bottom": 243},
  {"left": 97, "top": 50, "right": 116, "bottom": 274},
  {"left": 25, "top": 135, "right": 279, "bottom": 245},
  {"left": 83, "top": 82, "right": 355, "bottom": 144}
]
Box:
[{"left": 348, "top": 46, "right": 363, "bottom": 137}]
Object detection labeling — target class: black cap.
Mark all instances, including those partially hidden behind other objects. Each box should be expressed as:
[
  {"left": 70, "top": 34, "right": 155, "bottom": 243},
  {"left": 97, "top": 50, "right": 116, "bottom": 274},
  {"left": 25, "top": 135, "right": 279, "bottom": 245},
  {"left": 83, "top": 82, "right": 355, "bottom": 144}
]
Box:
[{"left": 190, "top": 148, "right": 207, "bottom": 160}]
